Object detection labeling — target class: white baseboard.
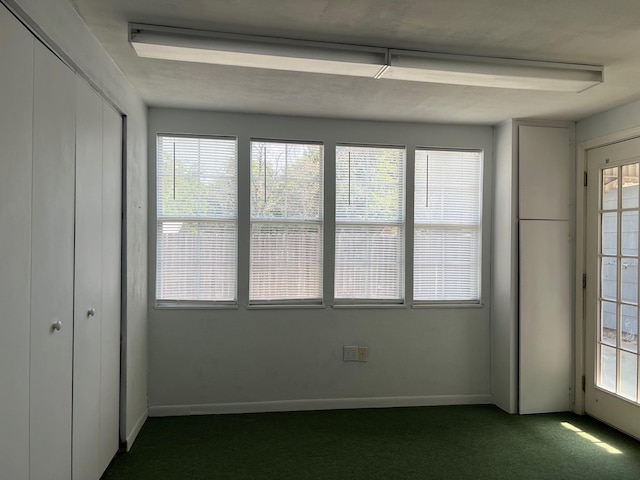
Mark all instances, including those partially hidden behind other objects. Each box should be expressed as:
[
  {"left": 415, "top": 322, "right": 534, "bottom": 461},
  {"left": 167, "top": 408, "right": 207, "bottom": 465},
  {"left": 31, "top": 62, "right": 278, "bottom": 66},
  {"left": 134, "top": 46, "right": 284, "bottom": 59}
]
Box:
[
  {"left": 125, "top": 407, "right": 148, "bottom": 451},
  {"left": 149, "top": 394, "right": 492, "bottom": 417}
]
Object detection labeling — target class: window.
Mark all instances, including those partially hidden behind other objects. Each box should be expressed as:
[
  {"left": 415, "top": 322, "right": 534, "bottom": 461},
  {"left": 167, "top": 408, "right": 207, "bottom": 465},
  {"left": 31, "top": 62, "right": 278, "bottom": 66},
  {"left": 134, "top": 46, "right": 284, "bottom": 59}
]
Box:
[
  {"left": 335, "top": 145, "right": 406, "bottom": 302},
  {"left": 413, "top": 149, "right": 482, "bottom": 303},
  {"left": 250, "top": 140, "right": 323, "bottom": 303},
  {"left": 156, "top": 135, "right": 237, "bottom": 304}
]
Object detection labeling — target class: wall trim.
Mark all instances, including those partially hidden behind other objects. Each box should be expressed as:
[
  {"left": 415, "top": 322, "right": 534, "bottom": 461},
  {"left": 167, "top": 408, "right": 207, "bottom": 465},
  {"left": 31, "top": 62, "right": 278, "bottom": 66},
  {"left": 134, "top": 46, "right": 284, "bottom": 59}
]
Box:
[
  {"left": 125, "top": 407, "right": 148, "bottom": 452},
  {"left": 148, "top": 395, "right": 493, "bottom": 417}
]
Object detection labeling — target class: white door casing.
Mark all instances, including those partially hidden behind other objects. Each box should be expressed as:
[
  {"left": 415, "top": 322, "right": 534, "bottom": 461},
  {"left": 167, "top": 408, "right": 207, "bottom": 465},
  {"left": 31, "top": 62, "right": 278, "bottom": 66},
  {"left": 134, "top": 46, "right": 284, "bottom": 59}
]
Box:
[{"left": 585, "top": 136, "right": 640, "bottom": 439}]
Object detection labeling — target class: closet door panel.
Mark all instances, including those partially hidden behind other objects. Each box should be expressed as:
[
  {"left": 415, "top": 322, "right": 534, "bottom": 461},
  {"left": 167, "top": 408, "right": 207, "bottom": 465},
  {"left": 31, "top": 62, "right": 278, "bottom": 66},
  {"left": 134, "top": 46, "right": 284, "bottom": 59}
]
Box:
[
  {"left": 518, "top": 126, "right": 571, "bottom": 220},
  {"left": 99, "top": 103, "right": 122, "bottom": 472},
  {"left": 73, "top": 79, "right": 103, "bottom": 480},
  {"left": 30, "top": 41, "right": 76, "bottom": 480},
  {"left": 0, "top": 7, "right": 33, "bottom": 480}
]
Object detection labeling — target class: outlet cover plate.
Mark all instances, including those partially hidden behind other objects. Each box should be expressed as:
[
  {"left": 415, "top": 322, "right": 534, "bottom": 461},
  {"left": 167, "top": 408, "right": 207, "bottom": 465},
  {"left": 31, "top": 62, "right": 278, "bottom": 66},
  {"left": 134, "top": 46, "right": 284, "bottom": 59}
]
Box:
[{"left": 343, "top": 345, "right": 359, "bottom": 361}]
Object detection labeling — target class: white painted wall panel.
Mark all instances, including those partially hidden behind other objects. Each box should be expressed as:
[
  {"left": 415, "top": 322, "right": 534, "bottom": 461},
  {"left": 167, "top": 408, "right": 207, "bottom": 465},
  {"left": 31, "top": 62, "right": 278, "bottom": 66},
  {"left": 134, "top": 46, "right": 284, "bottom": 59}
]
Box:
[
  {"left": 519, "top": 220, "right": 573, "bottom": 414},
  {"left": 147, "top": 109, "right": 493, "bottom": 412},
  {"left": 491, "top": 121, "right": 519, "bottom": 413},
  {"left": 519, "top": 126, "right": 571, "bottom": 220},
  {"left": 0, "top": 6, "right": 33, "bottom": 479},
  {"left": 30, "top": 40, "right": 76, "bottom": 480}
]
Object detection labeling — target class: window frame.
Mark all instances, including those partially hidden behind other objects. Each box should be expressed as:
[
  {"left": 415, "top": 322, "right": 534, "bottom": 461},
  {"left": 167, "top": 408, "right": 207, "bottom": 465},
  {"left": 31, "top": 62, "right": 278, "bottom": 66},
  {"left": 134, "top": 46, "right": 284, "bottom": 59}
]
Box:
[
  {"left": 412, "top": 147, "right": 483, "bottom": 306},
  {"left": 248, "top": 138, "right": 325, "bottom": 306},
  {"left": 333, "top": 143, "right": 407, "bottom": 306},
  {"left": 155, "top": 133, "right": 239, "bottom": 308}
]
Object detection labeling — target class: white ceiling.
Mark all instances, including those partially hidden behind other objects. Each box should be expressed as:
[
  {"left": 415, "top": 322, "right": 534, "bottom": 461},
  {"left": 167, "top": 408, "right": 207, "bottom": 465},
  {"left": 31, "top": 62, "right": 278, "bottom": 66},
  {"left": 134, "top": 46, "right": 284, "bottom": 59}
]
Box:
[{"left": 71, "top": 0, "right": 640, "bottom": 125}]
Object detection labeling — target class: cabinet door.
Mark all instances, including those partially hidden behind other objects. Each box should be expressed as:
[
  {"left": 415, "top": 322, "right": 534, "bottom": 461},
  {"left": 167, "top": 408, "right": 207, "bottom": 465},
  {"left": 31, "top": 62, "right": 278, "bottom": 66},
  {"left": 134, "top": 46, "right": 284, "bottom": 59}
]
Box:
[
  {"left": 519, "top": 126, "right": 571, "bottom": 220},
  {"left": 0, "top": 6, "right": 33, "bottom": 480},
  {"left": 519, "top": 220, "right": 573, "bottom": 413},
  {"left": 30, "top": 41, "right": 76, "bottom": 480},
  {"left": 99, "top": 103, "right": 122, "bottom": 473},
  {"left": 73, "top": 78, "right": 104, "bottom": 480}
]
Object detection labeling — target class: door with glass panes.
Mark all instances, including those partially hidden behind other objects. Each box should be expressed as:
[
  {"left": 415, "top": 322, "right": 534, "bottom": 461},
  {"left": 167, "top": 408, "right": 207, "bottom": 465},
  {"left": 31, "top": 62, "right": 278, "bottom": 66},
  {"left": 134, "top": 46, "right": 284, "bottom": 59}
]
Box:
[{"left": 585, "top": 137, "right": 640, "bottom": 438}]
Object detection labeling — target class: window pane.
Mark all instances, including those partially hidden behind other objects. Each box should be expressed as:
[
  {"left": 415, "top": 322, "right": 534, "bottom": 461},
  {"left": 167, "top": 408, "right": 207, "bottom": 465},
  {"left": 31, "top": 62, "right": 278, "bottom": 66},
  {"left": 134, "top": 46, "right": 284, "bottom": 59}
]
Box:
[
  {"left": 156, "top": 135, "right": 237, "bottom": 303},
  {"left": 622, "top": 304, "right": 638, "bottom": 353},
  {"left": 602, "top": 212, "right": 617, "bottom": 256},
  {"left": 620, "top": 351, "right": 638, "bottom": 401},
  {"left": 251, "top": 142, "right": 322, "bottom": 220},
  {"left": 335, "top": 225, "right": 404, "bottom": 300},
  {"left": 602, "top": 167, "right": 618, "bottom": 210},
  {"left": 250, "top": 140, "right": 323, "bottom": 302},
  {"left": 156, "top": 221, "right": 236, "bottom": 301},
  {"left": 335, "top": 145, "right": 405, "bottom": 301},
  {"left": 601, "top": 257, "right": 617, "bottom": 301},
  {"left": 621, "top": 258, "right": 638, "bottom": 304},
  {"left": 250, "top": 223, "right": 322, "bottom": 301},
  {"left": 600, "top": 344, "right": 617, "bottom": 393},
  {"left": 621, "top": 163, "right": 639, "bottom": 209},
  {"left": 414, "top": 227, "right": 479, "bottom": 301},
  {"left": 414, "top": 149, "right": 482, "bottom": 302},
  {"left": 158, "top": 135, "right": 237, "bottom": 219},
  {"left": 601, "top": 301, "right": 617, "bottom": 347},
  {"left": 336, "top": 146, "right": 405, "bottom": 223},
  {"left": 622, "top": 211, "right": 638, "bottom": 257}
]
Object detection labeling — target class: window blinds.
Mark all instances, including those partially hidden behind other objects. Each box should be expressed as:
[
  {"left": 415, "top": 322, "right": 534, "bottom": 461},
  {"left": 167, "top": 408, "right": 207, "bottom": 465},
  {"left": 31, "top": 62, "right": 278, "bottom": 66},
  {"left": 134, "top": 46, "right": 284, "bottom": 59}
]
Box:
[
  {"left": 156, "top": 135, "right": 237, "bottom": 302},
  {"left": 335, "top": 145, "right": 405, "bottom": 301},
  {"left": 249, "top": 140, "right": 323, "bottom": 302},
  {"left": 414, "top": 149, "right": 482, "bottom": 302}
]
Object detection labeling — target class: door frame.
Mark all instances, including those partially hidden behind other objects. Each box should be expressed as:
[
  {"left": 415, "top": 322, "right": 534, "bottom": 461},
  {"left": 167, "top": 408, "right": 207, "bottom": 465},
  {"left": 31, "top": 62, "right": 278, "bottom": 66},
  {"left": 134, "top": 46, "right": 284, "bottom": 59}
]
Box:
[{"left": 575, "top": 125, "right": 640, "bottom": 414}]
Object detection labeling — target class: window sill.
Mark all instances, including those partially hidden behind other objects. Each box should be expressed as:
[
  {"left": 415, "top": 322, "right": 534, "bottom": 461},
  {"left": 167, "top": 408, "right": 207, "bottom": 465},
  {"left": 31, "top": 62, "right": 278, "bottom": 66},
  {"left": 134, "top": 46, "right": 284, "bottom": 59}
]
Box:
[
  {"left": 246, "top": 302, "right": 325, "bottom": 310},
  {"left": 154, "top": 301, "right": 239, "bottom": 310},
  {"left": 411, "top": 301, "right": 483, "bottom": 309},
  {"left": 332, "top": 302, "right": 407, "bottom": 309}
]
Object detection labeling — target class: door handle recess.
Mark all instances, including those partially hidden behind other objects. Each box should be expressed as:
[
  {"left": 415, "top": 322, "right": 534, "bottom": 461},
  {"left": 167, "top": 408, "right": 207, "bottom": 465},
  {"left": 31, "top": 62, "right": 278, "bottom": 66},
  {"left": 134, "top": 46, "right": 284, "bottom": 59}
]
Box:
[
  {"left": 87, "top": 308, "right": 96, "bottom": 317},
  {"left": 52, "top": 321, "right": 62, "bottom": 331}
]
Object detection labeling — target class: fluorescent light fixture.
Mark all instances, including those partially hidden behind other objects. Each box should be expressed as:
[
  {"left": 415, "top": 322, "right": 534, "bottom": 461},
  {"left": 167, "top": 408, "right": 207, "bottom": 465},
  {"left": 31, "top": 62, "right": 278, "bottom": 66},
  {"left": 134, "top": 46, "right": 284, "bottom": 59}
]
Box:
[
  {"left": 384, "top": 49, "right": 603, "bottom": 92},
  {"left": 129, "top": 24, "right": 388, "bottom": 78},
  {"left": 129, "top": 23, "right": 603, "bottom": 92}
]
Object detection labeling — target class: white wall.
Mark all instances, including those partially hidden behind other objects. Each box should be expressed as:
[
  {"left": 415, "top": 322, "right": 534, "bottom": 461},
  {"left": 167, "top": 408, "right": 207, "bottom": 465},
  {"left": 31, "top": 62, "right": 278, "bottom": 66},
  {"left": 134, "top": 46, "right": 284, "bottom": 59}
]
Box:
[
  {"left": 147, "top": 108, "right": 493, "bottom": 414},
  {"left": 491, "top": 120, "right": 518, "bottom": 413},
  {"left": 577, "top": 98, "right": 640, "bottom": 144},
  {"left": 5, "top": 0, "right": 148, "bottom": 447}
]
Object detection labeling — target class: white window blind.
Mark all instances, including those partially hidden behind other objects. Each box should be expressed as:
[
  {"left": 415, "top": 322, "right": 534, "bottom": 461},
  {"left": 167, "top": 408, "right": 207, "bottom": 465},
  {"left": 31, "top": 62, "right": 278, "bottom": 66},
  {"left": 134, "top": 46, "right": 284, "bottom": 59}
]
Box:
[
  {"left": 250, "top": 140, "right": 323, "bottom": 303},
  {"left": 335, "top": 145, "right": 405, "bottom": 301},
  {"left": 156, "top": 135, "right": 237, "bottom": 303},
  {"left": 414, "top": 149, "right": 482, "bottom": 302}
]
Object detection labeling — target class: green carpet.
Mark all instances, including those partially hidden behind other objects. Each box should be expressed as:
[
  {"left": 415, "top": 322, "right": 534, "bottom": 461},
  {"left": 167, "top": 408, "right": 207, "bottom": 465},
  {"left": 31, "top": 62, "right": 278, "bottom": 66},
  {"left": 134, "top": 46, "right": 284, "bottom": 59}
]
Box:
[{"left": 102, "top": 405, "right": 640, "bottom": 479}]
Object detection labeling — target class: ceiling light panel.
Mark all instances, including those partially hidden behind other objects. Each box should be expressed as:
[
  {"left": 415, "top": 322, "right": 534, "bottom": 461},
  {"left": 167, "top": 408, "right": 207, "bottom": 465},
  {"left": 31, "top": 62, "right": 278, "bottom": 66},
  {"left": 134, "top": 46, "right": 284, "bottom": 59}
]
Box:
[
  {"left": 130, "top": 24, "right": 388, "bottom": 77},
  {"left": 383, "top": 50, "right": 603, "bottom": 92},
  {"left": 129, "top": 24, "right": 603, "bottom": 92}
]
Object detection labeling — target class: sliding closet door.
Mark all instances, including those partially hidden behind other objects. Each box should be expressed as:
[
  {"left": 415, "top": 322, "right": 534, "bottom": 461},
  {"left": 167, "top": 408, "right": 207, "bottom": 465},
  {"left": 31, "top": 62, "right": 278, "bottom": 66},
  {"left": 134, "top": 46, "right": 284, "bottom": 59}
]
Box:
[
  {"left": 99, "top": 104, "right": 122, "bottom": 473},
  {"left": 73, "top": 78, "right": 104, "bottom": 480},
  {"left": 30, "top": 41, "right": 76, "bottom": 480},
  {"left": 0, "top": 6, "right": 33, "bottom": 480}
]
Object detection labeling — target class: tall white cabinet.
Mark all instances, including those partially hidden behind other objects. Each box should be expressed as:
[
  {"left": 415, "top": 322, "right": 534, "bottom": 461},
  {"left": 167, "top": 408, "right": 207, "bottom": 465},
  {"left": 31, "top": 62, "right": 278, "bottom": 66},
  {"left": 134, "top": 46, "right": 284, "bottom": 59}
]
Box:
[
  {"left": 0, "top": 5, "right": 122, "bottom": 480},
  {"left": 492, "top": 120, "right": 574, "bottom": 414}
]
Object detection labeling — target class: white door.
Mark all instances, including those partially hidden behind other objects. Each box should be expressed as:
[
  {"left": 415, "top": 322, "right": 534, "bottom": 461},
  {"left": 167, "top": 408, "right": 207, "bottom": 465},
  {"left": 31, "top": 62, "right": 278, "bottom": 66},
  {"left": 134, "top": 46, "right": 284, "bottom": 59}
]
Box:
[
  {"left": 0, "top": 6, "right": 33, "bottom": 479},
  {"left": 99, "top": 103, "right": 123, "bottom": 473},
  {"left": 73, "top": 78, "right": 104, "bottom": 480},
  {"left": 30, "top": 40, "right": 76, "bottom": 480},
  {"left": 585, "top": 136, "right": 640, "bottom": 439}
]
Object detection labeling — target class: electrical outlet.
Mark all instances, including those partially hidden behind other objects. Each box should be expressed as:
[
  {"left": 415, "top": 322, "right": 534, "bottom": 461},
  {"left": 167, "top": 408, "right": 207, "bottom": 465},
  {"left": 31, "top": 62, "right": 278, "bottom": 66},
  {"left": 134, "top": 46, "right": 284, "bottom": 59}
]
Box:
[
  {"left": 343, "top": 345, "right": 359, "bottom": 362},
  {"left": 358, "top": 346, "right": 368, "bottom": 362}
]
